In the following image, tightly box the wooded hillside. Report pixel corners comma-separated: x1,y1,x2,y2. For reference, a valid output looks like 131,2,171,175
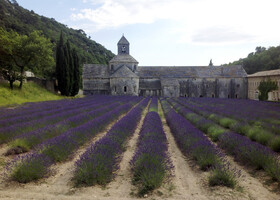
0,0,114,79
225,46,280,74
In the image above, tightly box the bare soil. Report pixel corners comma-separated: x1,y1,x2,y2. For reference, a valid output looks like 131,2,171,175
0,104,279,200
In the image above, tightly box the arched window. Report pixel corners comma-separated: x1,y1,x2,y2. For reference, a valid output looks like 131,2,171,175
114,86,116,92
124,86,127,92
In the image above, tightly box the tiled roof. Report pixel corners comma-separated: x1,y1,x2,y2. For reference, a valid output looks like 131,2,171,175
109,54,138,63
110,65,138,78
248,69,280,77
83,64,109,78
136,65,247,78
117,36,129,45
161,78,179,86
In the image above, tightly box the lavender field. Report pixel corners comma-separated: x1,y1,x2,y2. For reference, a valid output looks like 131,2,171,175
0,96,280,200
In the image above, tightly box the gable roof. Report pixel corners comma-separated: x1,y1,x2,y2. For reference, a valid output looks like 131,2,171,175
83,64,109,78
110,65,139,78
161,78,179,86
109,54,138,63
117,36,129,45
248,69,280,77
136,65,247,78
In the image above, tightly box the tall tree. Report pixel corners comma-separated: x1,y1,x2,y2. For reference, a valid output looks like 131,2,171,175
56,33,80,96
71,48,80,96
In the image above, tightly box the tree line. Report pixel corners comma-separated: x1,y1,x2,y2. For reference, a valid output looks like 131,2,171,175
225,46,280,74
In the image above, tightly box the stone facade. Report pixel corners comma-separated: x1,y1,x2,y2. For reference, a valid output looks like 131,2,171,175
248,69,280,101
83,36,248,98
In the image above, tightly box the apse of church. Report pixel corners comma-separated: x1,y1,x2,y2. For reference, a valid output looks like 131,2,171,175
83,36,248,98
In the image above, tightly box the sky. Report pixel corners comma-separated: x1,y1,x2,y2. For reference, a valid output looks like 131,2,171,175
16,0,280,66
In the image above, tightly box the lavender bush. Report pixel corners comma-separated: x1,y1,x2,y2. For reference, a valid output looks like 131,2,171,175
130,111,171,195
176,98,280,152
7,97,143,182
72,98,149,186
148,97,158,112
161,100,239,188
219,132,280,182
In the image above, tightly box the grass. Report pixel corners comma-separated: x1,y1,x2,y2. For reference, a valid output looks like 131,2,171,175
0,81,66,107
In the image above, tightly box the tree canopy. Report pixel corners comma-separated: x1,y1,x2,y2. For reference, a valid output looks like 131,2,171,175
0,28,54,89
225,46,280,74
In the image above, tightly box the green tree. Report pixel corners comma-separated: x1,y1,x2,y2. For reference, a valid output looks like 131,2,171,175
56,33,80,96
258,79,278,101
0,28,54,89
13,31,55,88
0,28,20,89
71,48,80,96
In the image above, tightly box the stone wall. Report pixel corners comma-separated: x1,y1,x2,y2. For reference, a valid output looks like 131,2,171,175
26,77,57,93
178,77,247,98
248,75,280,101
110,77,139,96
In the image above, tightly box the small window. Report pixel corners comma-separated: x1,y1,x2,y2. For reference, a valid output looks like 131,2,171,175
228,94,230,98
124,86,127,92
212,94,215,98
235,94,238,98
114,86,116,92
122,46,126,53
236,84,240,88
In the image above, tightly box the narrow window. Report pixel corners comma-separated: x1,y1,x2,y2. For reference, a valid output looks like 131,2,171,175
114,86,116,92
124,86,127,92
228,94,230,98
235,94,238,98
212,94,215,98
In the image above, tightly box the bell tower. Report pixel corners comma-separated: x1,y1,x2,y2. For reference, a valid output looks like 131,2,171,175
117,35,130,55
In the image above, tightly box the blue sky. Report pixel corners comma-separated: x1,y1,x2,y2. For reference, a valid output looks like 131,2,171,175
17,0,280,66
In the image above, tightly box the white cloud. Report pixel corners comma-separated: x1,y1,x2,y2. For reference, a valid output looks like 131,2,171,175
71,0,280,44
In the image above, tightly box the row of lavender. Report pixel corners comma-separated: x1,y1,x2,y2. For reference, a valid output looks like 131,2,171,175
0,96,124,144
187,97,280,135
9,101,121,153
0,96,99,125
176,98,280,152
167,98,280,183
7,97,142,183
130,97,171,195
161,99,239,187
72,97,150,186
188,97,280,122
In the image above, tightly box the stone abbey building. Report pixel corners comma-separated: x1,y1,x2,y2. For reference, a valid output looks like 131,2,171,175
83,36,248,98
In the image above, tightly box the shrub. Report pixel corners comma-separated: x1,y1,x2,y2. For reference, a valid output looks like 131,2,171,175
207,126,225,142
9,153,52,183
269,136,280,152
209,164,238,188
